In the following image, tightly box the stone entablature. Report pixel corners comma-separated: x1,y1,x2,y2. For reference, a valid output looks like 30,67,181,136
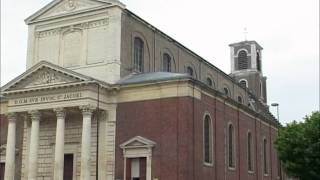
1,61,118,180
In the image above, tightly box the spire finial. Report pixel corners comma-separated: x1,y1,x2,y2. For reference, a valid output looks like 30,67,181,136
243,27,248,41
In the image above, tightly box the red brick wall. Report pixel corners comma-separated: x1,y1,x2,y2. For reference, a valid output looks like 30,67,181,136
0,115,8,146
115,94,279,180
115,97,195,180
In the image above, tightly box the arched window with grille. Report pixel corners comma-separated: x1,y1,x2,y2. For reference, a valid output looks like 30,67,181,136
186,66,194,77
203,115,213,164
162,53,172,72
206,77,213,87
239,79,248,88
263,138,268,175
238,50,248,70
223,87,230,97
228,123,235,168
247,132,253,172
134,37,144,72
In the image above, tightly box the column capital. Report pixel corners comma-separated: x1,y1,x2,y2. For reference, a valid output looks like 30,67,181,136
29,110,41,121
80,105,95,116
54,108,66,119
6,112,17,123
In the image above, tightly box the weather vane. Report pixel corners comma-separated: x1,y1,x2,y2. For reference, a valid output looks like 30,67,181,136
243,27,248,41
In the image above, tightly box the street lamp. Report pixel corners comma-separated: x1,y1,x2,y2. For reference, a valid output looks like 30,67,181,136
271,102,282,179
271,103,280,122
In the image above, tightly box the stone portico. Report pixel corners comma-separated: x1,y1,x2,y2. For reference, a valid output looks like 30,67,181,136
2,61,117,180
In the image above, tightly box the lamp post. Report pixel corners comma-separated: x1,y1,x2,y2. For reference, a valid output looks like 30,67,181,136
271,103,280,122
271,102,282,179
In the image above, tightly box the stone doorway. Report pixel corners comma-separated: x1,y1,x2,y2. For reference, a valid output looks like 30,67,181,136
126,157,146,180
63,154,74,180
0,163,5,180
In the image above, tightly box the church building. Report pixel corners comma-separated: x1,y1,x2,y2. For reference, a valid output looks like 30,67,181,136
0,0,284,180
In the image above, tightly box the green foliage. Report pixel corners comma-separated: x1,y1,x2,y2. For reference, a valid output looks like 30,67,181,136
275,111,320,180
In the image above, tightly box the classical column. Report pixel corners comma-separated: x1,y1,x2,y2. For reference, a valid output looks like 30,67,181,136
53,108,66,180
80,106,94,180
27,110,41,180
4,113,17,180
146,155,152,180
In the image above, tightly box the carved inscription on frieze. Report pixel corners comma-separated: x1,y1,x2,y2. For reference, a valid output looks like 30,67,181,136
12,92,83,106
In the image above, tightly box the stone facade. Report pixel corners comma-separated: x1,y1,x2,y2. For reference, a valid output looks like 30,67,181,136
0,0,285,180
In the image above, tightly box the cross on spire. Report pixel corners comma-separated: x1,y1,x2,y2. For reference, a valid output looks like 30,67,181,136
243,28,248,41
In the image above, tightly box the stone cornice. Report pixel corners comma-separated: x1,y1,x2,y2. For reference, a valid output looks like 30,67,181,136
25,0,125,25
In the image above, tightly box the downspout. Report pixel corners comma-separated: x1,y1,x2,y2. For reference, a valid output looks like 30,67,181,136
269,122,273,179
254,114,258,180
214,96,217,180
153,29,156,72
176,80,181,180
192,83,196,180
237,107,240,180
223,98,227,180
95,83,100,180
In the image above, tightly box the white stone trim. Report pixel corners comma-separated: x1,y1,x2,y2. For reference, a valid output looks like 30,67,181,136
235,48,250,57
120,136,156,180
230,46,235,72
239,79,248,88
260,80,263,99
251,44,257,69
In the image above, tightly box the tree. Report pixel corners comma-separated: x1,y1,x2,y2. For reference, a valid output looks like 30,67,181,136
275,111,320,180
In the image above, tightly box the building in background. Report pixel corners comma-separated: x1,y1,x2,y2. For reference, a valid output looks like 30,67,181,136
0,0,285,180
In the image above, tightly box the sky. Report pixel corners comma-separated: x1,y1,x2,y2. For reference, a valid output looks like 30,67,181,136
1,0,319,124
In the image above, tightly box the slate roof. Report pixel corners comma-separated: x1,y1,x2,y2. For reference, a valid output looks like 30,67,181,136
116,72,190,85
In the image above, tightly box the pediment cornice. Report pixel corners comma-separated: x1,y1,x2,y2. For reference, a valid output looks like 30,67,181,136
120,136,156,149
25,0,125,24
1,61,108,94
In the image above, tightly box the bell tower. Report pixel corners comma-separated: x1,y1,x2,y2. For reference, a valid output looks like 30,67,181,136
229,40,267,104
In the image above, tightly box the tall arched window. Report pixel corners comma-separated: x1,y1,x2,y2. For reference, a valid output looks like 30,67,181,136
134,37,144,72
263,138,268,175
239,80,248,88
228,123,235,168
162,53,172,72
260,82,263,98
204,115,213,164
223,87,230,97
206,77,213,87
247,132,253,172
186,66,194,77
257,52,261,71
238,50,248,70
237,96,243,104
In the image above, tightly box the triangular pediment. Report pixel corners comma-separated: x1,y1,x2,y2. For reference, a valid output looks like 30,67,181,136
120,136,156,149
1,61,93,92
25,0,125,24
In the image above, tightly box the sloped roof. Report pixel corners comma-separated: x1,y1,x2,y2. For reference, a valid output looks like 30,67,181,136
116,72,190,85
